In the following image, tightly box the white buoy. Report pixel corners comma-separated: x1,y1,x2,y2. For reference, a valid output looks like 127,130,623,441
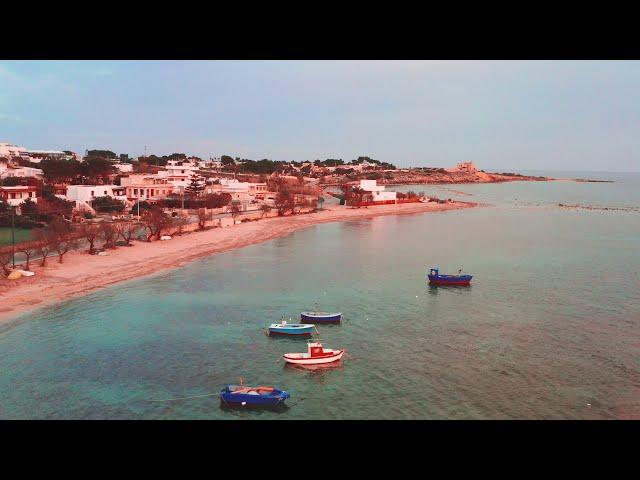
242,402,247,406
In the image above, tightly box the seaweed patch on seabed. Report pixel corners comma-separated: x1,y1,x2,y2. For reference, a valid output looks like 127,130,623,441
558,203,640,213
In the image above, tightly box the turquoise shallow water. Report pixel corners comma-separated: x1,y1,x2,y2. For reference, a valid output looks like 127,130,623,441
1,172,639,419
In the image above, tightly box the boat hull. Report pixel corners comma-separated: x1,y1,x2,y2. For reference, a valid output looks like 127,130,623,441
300,312,342,323
220,387,290,407
283,350,344,365
427,275,472,286
269,327,314,337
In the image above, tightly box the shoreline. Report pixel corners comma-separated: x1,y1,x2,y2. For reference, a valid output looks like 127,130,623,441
0,201,477,326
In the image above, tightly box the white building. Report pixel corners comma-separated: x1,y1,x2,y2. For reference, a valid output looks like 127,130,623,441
113,163,133,173
26,150,68,163
0,186,38,207
0,164,44,180
0,142,29,159
163,159,200,176
65,185,128,203
358,179,396,202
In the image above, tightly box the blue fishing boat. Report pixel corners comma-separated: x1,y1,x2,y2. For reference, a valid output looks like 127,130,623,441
268,320,315,337
427,267,473,286
300,311,342,323
220,384,290,407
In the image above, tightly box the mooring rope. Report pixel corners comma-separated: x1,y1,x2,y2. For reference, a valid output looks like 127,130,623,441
150,392,221,402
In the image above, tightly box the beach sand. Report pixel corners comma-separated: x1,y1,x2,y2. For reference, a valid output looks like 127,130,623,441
0,201,476,325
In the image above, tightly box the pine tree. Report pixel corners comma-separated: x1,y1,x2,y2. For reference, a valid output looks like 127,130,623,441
185,174,205,197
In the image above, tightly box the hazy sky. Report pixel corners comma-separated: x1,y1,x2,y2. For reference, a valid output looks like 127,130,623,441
1,60,638,172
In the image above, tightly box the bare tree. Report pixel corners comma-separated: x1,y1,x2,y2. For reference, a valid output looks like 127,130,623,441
79,223,101,254
0,246,13,275
197,208,207,230
33,229,54,267
274,191,293,216
260,204,272,218
142,206,172,241
350,187,366,207
16,240,40,270
53,235,78,263
116,221,139,245
100,222,117,249
230,201,242,220
339,183,353,206
170,216,189,236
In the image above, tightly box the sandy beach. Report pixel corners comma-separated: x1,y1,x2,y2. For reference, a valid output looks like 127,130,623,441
0,201,476,325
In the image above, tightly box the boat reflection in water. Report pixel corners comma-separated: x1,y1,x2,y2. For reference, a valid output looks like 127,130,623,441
284,359,344,372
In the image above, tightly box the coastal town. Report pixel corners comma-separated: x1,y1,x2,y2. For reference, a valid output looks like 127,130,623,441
0,140,552,321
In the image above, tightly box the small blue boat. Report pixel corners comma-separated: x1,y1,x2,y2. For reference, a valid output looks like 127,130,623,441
300,311,342,323
427,267,473,286
268,320,315,337
220,384,290,407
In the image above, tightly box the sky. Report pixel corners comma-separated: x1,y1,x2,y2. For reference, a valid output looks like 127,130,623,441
0,60,638,172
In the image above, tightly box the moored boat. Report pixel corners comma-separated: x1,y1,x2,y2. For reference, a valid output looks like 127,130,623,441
283,342,344,365
268,320,315,337
300,311,342,323
220,384,290,407
427,267,473,286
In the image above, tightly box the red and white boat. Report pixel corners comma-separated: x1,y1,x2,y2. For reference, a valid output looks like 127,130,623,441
282,342,344,365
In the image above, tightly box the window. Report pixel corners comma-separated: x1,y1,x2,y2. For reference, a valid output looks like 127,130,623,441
134,189,138,195
104,191,107,195
91,191,95,197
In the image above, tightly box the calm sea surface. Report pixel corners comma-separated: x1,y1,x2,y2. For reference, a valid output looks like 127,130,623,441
1,171,639,419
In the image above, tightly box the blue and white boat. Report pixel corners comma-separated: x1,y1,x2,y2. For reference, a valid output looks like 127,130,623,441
427,267,473,286
300,311,342,323
268,320,315,337
220,384,290,407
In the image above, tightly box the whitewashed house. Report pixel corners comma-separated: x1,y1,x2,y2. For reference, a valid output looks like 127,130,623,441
0,186,38,207
358,179,396,202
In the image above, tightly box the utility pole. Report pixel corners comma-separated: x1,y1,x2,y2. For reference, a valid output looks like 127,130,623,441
11,206,16,268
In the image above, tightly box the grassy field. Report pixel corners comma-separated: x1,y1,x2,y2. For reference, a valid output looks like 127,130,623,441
0,227,33,246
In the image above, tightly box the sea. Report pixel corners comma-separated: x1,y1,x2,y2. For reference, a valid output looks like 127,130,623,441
0,171,639,419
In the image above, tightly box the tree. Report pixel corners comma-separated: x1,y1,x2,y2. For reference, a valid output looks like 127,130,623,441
169,215,189,236
229,201,242,220
92,196,125,213
130,201,153,215
19,197,38,216
87,150,117,159
184,174,205,197
100,223,117,249
203,193,231,209
141,206,171,241
16,240,40,270
39,158,82,183
81,156,116,183
0,245,13,275
338,184,353,205
260,204,271,218
350,187,366,207
45,217,77,263
197,209,208,230
79,223,101,254
274,191,293,216
33,229,54,266
116,221,140,245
